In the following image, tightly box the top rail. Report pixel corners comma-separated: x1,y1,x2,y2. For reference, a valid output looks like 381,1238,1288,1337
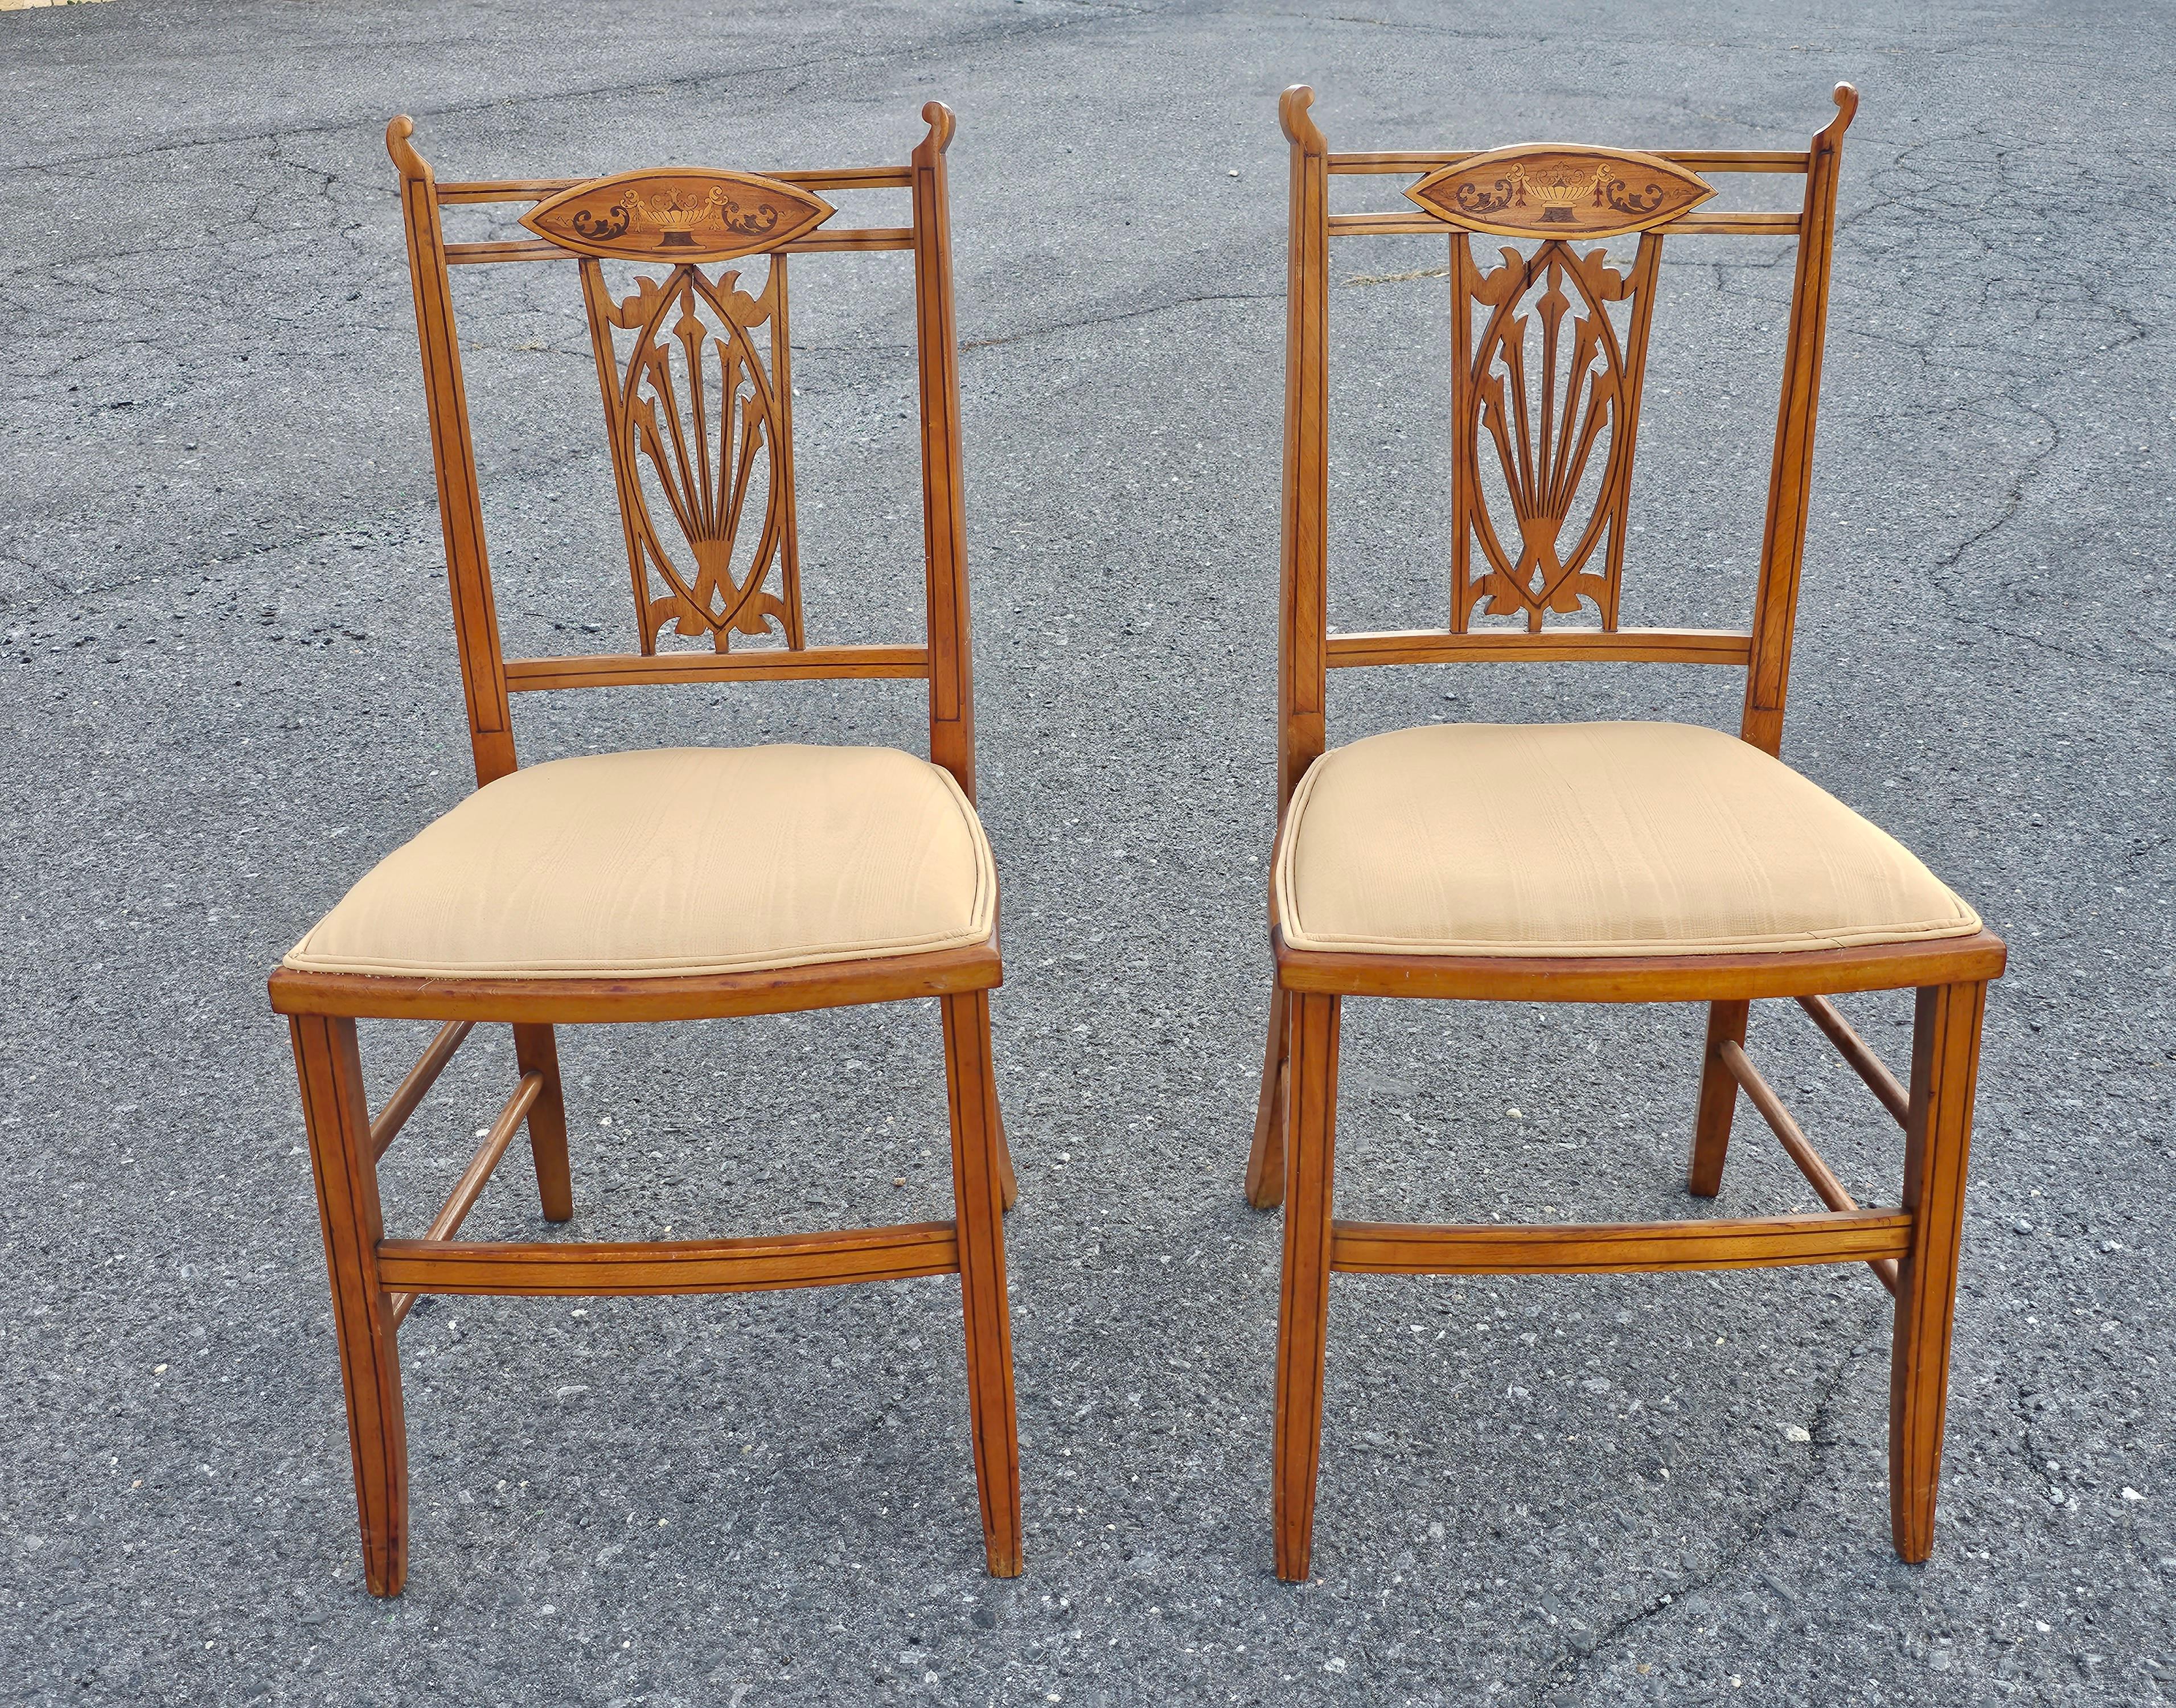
1326,210,1801,239
1327,149,1809,176
434,165,913,206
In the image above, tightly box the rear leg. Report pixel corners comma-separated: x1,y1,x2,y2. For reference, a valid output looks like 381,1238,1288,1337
1687,999,1749,1197
1246,982,1290,1209
512,1023,573,1222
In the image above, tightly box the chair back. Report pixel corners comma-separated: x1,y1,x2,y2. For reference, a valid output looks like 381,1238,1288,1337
1275,85,1857,807
386,106,978,794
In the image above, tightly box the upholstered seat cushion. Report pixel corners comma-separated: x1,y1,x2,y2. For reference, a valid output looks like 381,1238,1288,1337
1275,721,1979,959
283,745,996,979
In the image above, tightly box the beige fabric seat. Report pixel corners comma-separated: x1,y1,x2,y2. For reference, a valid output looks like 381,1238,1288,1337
1276,721,1980,959
284,745,996,979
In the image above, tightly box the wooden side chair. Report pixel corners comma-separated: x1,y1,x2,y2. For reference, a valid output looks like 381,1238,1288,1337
269,105,1023,1595
1248,85,2006,1581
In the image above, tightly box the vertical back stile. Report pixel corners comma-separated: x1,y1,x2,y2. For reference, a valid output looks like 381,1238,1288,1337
1279,88,1332,815
387,118,516,785
1742,85,1857,754
913,104,977,799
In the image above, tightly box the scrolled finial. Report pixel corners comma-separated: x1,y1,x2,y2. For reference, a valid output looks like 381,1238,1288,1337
1280,85,1325,153
1822,82,1859,140
386,114,433,182
919,100,957,156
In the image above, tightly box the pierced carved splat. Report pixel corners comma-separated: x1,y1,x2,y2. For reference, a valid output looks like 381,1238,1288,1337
1448,235,1663,632
1409,144,1712,240
581,258,805,652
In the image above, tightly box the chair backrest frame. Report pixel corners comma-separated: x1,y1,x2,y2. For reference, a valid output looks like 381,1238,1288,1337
1274,84,1856,813
385,104,979,799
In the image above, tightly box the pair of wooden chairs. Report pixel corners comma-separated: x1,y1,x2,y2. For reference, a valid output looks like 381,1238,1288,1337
272,87,2000,1597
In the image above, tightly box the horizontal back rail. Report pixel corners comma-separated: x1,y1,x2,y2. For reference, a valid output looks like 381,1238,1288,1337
503,644,930,692
434,166,914,204
444,228,915,265
1326,210,1801,238
1327,149,1810,176
1325,627,1751,668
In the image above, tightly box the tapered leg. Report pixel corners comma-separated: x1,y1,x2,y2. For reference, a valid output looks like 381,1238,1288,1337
1272,991,1340,1582
512,1023,573,1222
291,1015,409,1596
1247,982,1291,1209
1688,999,1751,1197
941,990,1023,1576
992,1108,1020,1213
1890,979,1986,1562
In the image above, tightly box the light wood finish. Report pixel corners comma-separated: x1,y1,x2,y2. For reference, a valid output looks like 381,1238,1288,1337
576,251,805,653
1326,210,1799,240
503,643,927,692
387,1070,544,1328
511,1023,574,1222
787,227,916,253
1328,149,1810,176
379,1222,962,1295
942,988,1023,1575
1405,143,1715,240
1687,999,1749,1197
1325,627,1751,668
1798,992,1911,1126
444,238,572,266
291,1016,407,1596
423,1072,544,1243
368,1019,473,1160
1891,980,1985,1561
384,108,979,776
388,116,514,786
519,167,835,262
1245,981,1290,1209
1447,220,1664,633
1664,211,1802,236
1743,86,1858,755
434,167,914,204
1718,1038,1900,1294
1272,991,1340,1582
1331,1210,1911,1275
270,941,1001,1025
1253,84,2003,1581
1274,927,2005,1004
276,105,1021,1594
444,229,915,265
912,103,978,798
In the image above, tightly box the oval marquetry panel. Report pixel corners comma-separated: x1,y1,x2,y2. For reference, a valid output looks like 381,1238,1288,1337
523,168,834,262
1407,144,1713,239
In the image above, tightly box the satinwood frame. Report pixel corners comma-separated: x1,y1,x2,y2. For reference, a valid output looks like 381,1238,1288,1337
269,104,1022,1594
1249,84,2005,1582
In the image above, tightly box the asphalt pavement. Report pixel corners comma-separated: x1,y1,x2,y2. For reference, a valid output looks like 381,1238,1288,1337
2,0,2172,1702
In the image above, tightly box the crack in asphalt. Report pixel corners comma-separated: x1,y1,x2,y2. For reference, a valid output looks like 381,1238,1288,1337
960,290,1279,350
1517,1296,1890,1705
